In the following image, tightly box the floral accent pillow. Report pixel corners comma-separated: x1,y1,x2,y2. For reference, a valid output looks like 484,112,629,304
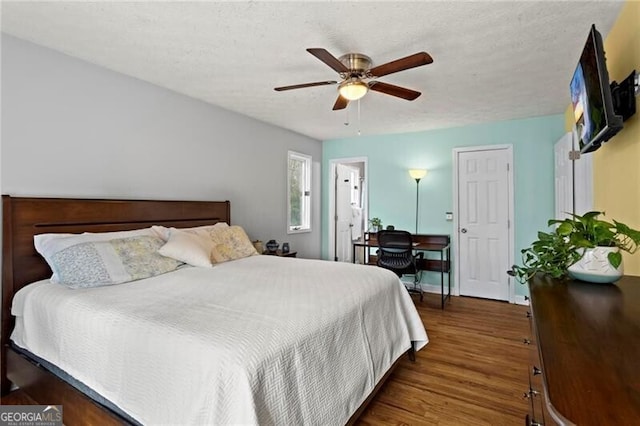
50,235,183,289
151,222,229,242
209,226,258,263
35,227,157,283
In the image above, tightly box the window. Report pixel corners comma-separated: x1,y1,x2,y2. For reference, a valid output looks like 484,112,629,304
288,151,312,233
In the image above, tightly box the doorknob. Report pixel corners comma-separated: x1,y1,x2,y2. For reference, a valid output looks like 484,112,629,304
460,228,467,233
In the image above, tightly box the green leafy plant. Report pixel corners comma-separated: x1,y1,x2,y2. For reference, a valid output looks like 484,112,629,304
508,211,640,283
368,217,382,231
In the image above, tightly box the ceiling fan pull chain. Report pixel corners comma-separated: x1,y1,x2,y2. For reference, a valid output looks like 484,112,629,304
357,100,362,136
344,105,350,126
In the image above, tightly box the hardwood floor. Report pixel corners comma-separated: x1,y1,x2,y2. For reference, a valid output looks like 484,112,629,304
357,293,530,425
2,294,531,425
1,388,37,405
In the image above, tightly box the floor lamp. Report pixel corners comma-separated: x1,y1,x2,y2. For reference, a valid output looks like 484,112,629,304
408,169,427,234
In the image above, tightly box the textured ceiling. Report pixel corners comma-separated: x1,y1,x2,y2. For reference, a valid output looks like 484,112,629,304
1,1,625,140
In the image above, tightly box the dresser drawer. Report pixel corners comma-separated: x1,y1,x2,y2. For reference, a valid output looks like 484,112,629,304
525,275,640,425
524,309,546,425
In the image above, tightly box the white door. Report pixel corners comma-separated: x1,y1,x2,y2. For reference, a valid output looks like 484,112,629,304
328,158,367,263
555,132,574,220
335,164,358,262
457,147,512,301
572,129,593,215
554,131,593,219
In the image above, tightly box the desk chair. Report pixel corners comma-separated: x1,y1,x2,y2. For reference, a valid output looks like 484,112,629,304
376,230,424,301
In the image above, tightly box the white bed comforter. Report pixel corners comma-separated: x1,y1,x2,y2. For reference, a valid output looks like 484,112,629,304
11,255,428,425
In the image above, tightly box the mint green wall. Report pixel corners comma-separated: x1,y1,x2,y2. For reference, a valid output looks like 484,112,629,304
322,114,565,297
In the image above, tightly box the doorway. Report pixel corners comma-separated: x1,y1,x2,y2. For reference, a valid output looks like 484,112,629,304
328,157,367,262
454,145,514,302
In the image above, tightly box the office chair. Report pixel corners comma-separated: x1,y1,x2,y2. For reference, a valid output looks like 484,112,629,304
376,230,424,301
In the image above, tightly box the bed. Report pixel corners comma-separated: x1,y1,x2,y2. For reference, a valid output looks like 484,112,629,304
1,195,428,425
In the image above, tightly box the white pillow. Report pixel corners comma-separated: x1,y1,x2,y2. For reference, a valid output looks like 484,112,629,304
158,229,214,267
34,228,156,282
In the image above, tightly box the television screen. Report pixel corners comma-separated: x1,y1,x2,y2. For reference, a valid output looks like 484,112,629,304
569,25,622,153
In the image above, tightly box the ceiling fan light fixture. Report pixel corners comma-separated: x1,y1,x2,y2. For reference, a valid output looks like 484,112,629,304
338,79,368,101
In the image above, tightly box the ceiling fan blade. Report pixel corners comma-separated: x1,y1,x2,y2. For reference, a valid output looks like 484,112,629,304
274,81,337,91
369,81,421,100
332,95,349,110
307,48,349,73
369,52,433,77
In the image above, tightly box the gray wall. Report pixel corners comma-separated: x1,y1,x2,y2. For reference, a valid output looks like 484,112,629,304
1,34,322,258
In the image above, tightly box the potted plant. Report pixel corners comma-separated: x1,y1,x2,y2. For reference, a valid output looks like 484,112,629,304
509,211,640,284
368,217,383,232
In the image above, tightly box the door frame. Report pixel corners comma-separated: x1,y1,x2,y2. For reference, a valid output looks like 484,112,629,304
452,145,515,302
328,156,368,262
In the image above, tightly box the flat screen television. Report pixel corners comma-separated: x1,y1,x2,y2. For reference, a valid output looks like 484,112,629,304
569,24,622,154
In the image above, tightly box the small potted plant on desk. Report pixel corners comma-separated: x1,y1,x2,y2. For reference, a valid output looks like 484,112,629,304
368,217,382,233
508,211,640,284
366,218,383,241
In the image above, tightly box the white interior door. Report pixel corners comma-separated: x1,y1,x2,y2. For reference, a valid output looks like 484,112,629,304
328,158,367,263
335,164,358,262
457,147,512,301
573,129,593,215
555,132,574,220
554,131,593,219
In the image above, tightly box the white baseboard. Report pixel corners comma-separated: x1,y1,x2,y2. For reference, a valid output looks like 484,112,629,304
402,280,529,306
402,278,528,305
401,281,449,295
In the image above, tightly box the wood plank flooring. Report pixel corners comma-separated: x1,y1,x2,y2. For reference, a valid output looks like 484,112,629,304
1,293,531,425
1,389,37,405
357,293,531,425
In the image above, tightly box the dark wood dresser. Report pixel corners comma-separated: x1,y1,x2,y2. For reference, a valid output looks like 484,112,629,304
526,274,640,425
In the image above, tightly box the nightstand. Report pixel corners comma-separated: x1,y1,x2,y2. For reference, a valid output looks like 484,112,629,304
263,250,297,258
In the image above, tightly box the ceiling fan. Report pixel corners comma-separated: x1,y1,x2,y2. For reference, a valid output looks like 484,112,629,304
274,48,433,110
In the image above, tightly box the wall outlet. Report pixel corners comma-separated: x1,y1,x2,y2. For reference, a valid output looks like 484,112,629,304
445,212,453,221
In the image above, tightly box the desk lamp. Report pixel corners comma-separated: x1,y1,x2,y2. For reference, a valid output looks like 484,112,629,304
408,169,427,234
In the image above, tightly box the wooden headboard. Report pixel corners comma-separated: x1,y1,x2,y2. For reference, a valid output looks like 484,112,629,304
1,195,230,394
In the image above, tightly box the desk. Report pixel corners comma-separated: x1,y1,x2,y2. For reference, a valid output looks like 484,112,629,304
353,233,451,308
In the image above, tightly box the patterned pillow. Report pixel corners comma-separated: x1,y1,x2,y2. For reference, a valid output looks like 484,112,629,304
209,226,259,263
49,235,183,289
151,222,229,242
35,227,157,282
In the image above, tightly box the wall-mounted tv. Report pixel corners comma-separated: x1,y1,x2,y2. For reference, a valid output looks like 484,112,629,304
570,24,623,154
